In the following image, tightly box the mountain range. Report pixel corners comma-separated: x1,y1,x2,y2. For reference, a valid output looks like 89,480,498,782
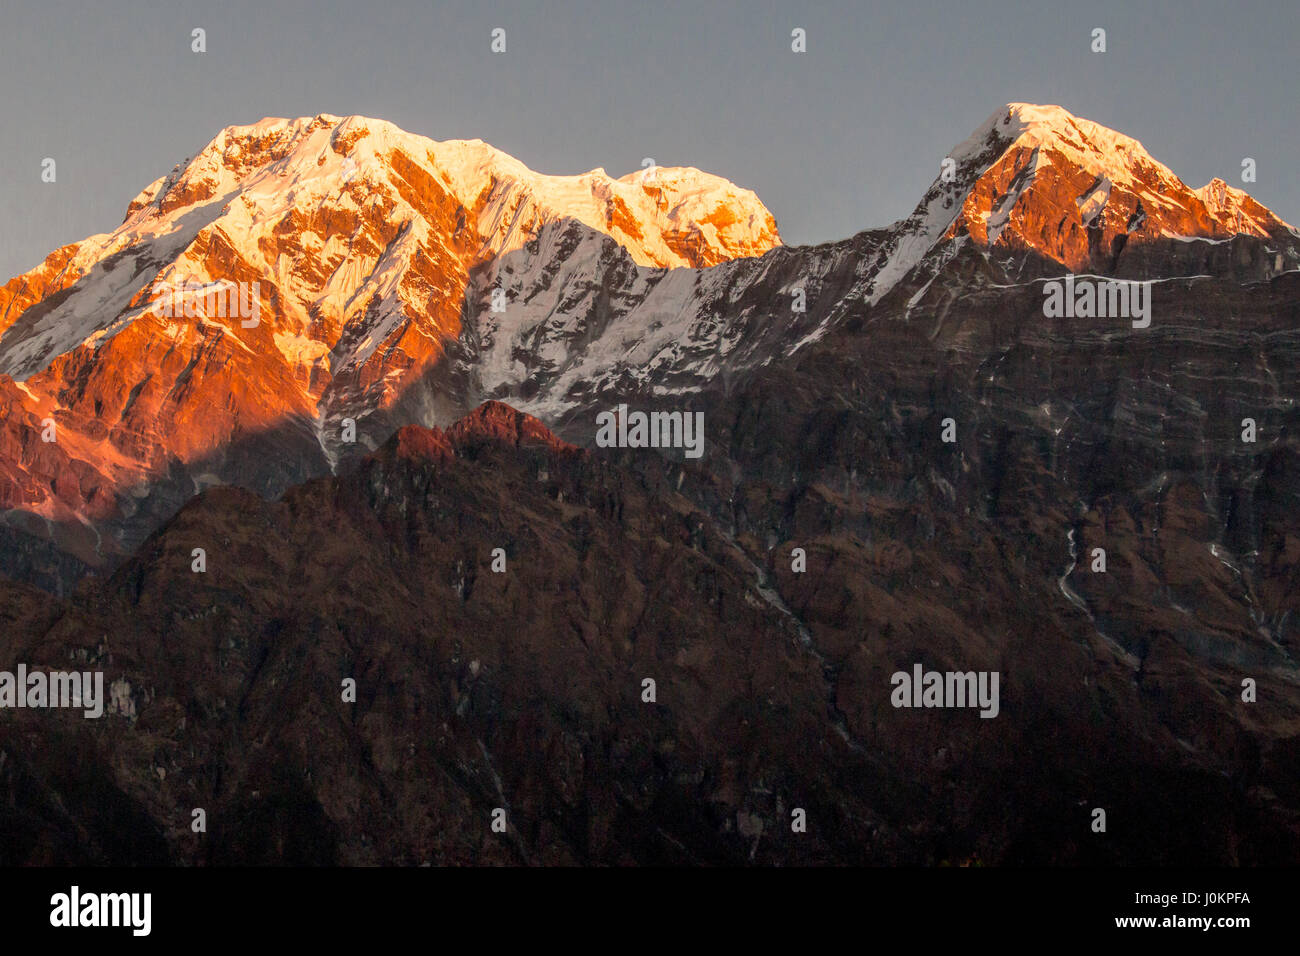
1,103,1298,865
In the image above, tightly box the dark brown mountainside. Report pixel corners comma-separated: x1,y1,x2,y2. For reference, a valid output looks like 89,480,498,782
1,401,1297,865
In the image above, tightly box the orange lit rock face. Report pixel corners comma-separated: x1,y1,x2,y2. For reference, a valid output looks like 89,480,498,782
382,424,454,466
945,105,1297,274
0,115,781,568
0,244,86,334
444,400,578,454
375,403,576,468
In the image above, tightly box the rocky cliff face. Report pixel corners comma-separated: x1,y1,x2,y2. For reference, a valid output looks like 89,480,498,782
664,257,1300,864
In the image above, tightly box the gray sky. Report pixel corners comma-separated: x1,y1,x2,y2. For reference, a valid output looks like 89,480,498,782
2,0,1297,279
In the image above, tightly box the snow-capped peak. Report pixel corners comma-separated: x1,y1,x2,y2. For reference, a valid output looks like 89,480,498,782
957,103,1296,245
853,102,1298,305
121,114,781,270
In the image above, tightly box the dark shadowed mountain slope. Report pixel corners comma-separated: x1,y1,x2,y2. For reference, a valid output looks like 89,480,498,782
1,402,1298,865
